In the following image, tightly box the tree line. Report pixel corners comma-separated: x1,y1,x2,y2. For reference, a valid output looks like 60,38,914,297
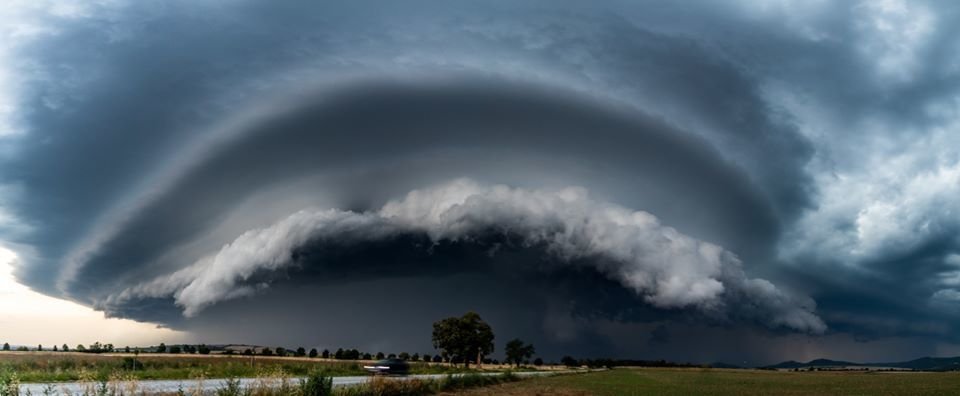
1,311,587,368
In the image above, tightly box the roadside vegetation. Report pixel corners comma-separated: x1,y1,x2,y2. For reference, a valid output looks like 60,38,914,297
0,353,364,383
1,369,533,396
334,372,523,396
0,352,510,383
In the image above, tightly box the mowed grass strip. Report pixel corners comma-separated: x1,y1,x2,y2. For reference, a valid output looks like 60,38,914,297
447,368,960,396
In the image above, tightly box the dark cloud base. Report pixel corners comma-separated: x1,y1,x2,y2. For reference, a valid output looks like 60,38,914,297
105,232,787,360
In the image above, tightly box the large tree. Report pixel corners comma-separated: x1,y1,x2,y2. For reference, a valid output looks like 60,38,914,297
504,339,535,367
431,311,495,368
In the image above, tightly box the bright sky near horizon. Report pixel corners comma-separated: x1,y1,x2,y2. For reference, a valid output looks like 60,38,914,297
0,247,186,347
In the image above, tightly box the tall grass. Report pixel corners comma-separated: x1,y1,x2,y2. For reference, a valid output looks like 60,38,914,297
204,371,524,396
332,372,523,396
0,354,364,382
435,371,520,392
1,371,20,396
4,368,531,395
334,376,435,396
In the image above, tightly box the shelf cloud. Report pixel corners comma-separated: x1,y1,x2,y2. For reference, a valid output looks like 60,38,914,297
107,179,825,333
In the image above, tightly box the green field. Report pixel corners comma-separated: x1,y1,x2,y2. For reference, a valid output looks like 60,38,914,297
452,367,960,395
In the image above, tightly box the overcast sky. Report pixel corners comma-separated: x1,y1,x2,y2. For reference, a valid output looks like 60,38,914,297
1,0,959,365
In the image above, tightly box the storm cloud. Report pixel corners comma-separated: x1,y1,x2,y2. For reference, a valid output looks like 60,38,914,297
105,180,824,333
1,0,960,363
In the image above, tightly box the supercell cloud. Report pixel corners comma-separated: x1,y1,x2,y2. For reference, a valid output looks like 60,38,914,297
0,0,959,363
110,180,824,333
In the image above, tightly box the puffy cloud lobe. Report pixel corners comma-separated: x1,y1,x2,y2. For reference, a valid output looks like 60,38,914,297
111,180,825,333
783,134,960,264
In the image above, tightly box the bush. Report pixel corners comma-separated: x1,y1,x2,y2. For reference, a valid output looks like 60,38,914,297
215,378,243,396
121,357,143,371
1,371,21,396
300,370,333,396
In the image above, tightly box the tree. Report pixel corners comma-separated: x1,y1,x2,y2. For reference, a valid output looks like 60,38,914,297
534,358,543,366
124,346,131,353
504,339,535,367
76,344,86,352
362,353,372,360
334,348,344,359
243,349,253,356
561,356,578,367
321,349,330,359
296,347,306,357
375,352,385,360
169,345,182,354
411,353,420,362
2,343,9,351
37,344,42,351
432,355,442,363
53,345,58,352
275,347,287,357
422,353,432,362
309,348,318,358
157,343,166,353
432,311,495,368
347,349,361,360
198,345,211,355
261,348,273,356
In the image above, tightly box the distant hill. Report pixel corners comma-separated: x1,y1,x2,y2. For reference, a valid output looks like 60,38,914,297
766,359,856,369
874,356,960,371
765,356,960,371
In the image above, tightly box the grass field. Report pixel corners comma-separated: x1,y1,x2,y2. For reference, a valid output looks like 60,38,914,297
0,352,487,382
448,367,960,395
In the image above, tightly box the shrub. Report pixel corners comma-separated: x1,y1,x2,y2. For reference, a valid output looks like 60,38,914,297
300,370,333,396
215,378,243,396
0,371,21,396
121,357,143,371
